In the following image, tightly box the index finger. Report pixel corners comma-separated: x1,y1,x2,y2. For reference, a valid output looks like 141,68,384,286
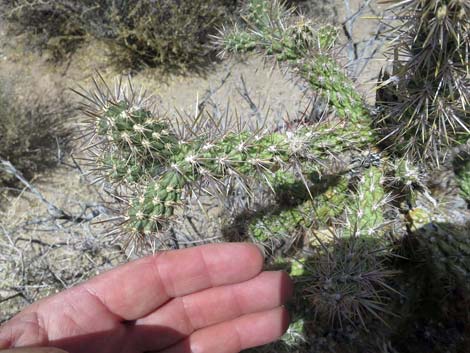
81,243,264,320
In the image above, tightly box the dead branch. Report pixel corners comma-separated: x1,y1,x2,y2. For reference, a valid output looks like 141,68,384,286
0,159,102,223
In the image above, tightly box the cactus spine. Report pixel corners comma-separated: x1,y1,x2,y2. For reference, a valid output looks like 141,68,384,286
376,0,470,163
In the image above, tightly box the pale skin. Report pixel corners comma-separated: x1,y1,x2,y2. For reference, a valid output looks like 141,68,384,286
0,243,293,353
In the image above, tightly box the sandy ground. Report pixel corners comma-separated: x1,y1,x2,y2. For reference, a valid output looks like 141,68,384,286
335,0,388,101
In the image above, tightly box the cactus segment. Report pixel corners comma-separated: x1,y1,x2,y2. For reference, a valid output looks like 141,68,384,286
346,166,388,239
169,131,291,180
90,100,180,183
248,176,349,244
303,57,367,124
125,126,344,235
302,233,397,328
127,171,186,235
375,0,470,163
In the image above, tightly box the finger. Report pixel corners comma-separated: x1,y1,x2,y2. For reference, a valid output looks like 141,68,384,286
81,243,264,320
131,271,293,352
0,349,68,353
157,307,290,353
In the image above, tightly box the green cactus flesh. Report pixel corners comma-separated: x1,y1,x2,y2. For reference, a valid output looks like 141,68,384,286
93,100,180,183
346,166,387,238
127,171,186,234
248,176,349,243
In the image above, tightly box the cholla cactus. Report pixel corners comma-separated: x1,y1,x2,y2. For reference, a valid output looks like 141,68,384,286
217,0,376,150
216,0,331,61
406,206,470,292
76,75,372,246
376,0,470,164
302,230,398,328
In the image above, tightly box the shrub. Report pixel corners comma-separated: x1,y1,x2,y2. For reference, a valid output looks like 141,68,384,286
1,0,94,60
0,75,72,186
1,0,239,69
105,0,238,69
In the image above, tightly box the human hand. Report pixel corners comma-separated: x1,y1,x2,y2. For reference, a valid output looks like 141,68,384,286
0,243,292,353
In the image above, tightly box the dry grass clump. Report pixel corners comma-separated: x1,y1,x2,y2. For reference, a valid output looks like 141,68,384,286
0,75,72,186
0,0,91,61
1,0,239,69
104,0,238,70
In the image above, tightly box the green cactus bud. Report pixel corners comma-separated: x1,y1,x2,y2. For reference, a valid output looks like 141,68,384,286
280,318,306,347
437,5,448,22
290,258,307,277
